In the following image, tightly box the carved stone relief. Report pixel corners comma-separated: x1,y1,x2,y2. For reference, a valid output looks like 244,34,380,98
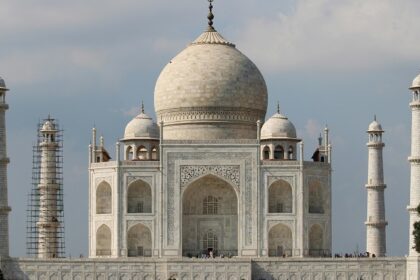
165,151,254,247
127,176,153,187
95,220,113,232
95,176,112,187
180,165,240,189
267,220,294,231
126,220,153,231
268,176,294,188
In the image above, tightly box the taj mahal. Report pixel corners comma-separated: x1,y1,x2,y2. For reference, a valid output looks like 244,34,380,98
1,1,420,279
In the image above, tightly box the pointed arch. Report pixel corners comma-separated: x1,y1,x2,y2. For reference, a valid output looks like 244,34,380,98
126,146,134,160
127,223,152,257
127,179,152,213
309,224,324,256
274,145,284,160
137,146,148,160
151,146,158,160
268,223,293,257
96,181,112,214
308,180,325,214
96,224,111,256
268,180,293,213
182,172,240,198
288,146,294,159
263,146,270,160
182,174,238,257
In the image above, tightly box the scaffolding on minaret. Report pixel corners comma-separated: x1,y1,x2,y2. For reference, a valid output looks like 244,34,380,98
26,117,65,258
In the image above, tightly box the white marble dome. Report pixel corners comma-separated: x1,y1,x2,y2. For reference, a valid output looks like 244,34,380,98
124,112,159,140
411,73,420,89
368,120,383,132
154,29,268,140
261,113,297,139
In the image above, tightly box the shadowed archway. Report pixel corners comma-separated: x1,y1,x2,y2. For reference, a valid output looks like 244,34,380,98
182,174,238,257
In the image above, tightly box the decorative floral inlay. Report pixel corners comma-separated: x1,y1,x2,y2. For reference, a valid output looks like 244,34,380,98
180,165,240,189
127,176,152,186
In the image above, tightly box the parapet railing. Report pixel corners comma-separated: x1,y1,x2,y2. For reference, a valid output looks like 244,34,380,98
182,250,238,258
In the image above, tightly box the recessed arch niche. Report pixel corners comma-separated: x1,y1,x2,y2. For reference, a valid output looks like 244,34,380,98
182,174,238,257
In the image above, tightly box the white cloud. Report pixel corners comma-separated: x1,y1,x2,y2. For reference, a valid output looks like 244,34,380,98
0,46,115,85
0,1,198,87
0,1,167,33
236,0,420,72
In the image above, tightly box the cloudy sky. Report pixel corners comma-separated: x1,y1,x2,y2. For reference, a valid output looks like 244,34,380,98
1,0,419,257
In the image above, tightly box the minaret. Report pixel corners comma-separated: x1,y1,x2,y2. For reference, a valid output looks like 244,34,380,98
0,77,11,258
36,117,61,258
365,116,387,257
408,73,420,256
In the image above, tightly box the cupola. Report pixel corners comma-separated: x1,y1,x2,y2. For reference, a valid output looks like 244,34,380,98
121,103,160,161
260,104,300,160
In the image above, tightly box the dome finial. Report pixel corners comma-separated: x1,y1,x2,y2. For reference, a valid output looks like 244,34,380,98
141,100,145,114
207,0,215,31
374,114,377,121
277,101,280,114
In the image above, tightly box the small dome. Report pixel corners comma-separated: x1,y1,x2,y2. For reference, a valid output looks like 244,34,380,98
261,113,297,139
0,76,6,89
411,73,420,89
124,112,159,140
41,120,56,131
368,120,383,132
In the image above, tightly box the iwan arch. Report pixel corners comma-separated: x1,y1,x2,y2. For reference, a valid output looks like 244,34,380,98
0,1,420,279
182,174,238,257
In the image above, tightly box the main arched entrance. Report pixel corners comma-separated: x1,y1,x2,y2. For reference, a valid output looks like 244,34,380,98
182,175,238,257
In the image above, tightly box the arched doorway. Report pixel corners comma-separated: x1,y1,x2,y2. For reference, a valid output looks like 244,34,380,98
268,180,293,213
263,146,270,160
309,224,324,256
268,224,293,257
126,146,134,160
96,224,111,256
127,180,152,213
182,175,238,257
309,180,324,214
137,146,148,160
127,224,152,257
96,182,112,214
274,145,284,159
